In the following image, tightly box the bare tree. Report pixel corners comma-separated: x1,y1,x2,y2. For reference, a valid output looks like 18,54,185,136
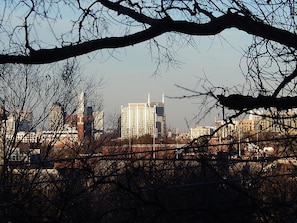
0,61,104,221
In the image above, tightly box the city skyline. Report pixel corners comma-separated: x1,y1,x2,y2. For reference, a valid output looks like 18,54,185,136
83,30,251,131
0,1,252,131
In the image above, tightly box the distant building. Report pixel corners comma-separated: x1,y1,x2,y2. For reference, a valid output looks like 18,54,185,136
190,126,214,140
93,111,104,133
214,108,297,139
235,119,254,133
249,109,297,134
149,94,166,138
121,103,155,138
6,131,37,144
77,92,87,116
41,124,78,144
49,103,65,130
8,147,28,163
77,92,86,141
84,106,94,138
6,110,33,134
66,92,95,141
120,95,166,139
176,131,190,141
214,120,235,139
215,119,254,139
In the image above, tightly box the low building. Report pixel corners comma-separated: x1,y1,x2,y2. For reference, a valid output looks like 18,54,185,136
41,124,78,145
190,126,214,140
6,131,37,143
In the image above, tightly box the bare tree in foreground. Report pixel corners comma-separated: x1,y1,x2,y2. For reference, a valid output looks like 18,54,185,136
1,1,297,222
0,62,104,222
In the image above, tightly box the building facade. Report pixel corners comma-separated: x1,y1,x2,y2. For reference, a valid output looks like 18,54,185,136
249,109,297,134
41,124,78,144
76,93,94,141
48,93,96,142
190,126,214,140
49,103,65,130
121,95,166,139
93,111,104,133
6,110,33,135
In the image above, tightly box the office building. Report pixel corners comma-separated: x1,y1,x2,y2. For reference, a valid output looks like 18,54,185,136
93,111,104,133
121,95,166,138
49,103,65,130
76,92,94,141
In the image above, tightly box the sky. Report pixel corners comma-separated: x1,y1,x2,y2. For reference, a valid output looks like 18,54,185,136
83,30,252,132
0,2,252,132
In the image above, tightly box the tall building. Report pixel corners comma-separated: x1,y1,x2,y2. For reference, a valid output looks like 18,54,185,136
49,103,65,130
77,92,86,141
93,111,104,132
121,95,166,138
84,106,94,137
76,92,94,141
48,93,99,142
77,92,86,116
149,94,166,138
6,110,33,134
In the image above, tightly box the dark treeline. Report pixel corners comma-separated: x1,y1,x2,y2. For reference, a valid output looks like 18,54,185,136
1,155,296,223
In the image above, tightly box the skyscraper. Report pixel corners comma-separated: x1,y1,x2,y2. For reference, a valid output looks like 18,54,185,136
149,94,166,138
93,111,104,132
120,95,166,139
77,92,86,141
76,92,94,141
49,103,65,130
77,92,86,116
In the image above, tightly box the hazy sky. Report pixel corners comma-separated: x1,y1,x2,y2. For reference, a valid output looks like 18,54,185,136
84,29,252,131
0,2,252,132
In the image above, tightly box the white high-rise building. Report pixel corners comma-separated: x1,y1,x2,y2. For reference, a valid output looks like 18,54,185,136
77,92,86,116
120,95,166,139
93,111,104,132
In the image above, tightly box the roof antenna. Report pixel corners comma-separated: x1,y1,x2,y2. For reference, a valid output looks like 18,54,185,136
148,93,150,105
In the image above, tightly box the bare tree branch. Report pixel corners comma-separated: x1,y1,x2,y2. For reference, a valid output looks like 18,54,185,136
218,94,297,110
1,10,297,64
